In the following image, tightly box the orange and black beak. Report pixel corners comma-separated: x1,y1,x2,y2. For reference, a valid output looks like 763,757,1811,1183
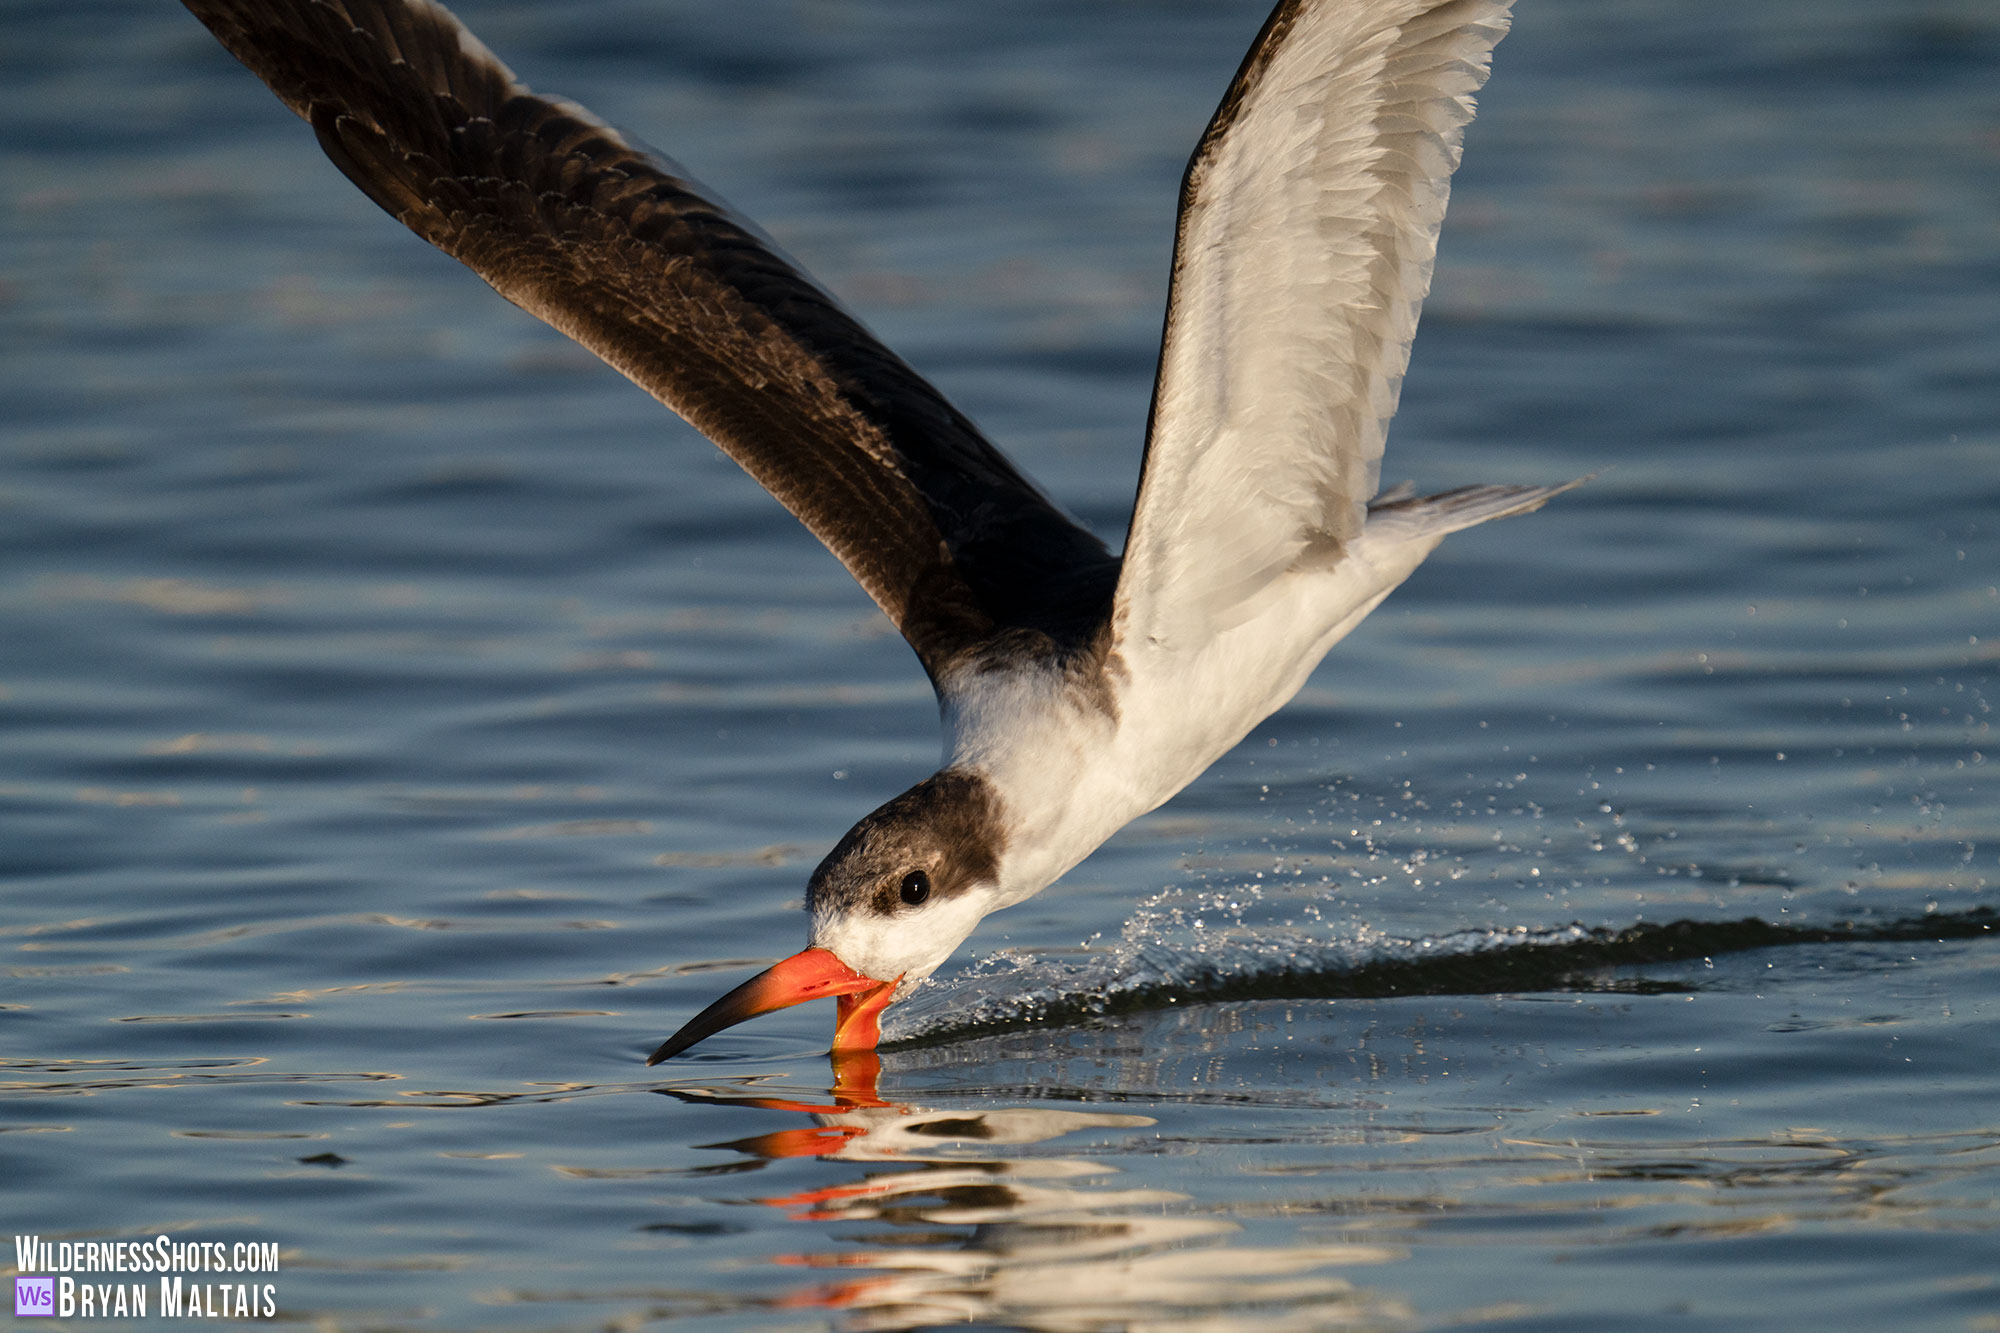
646,947,901,1064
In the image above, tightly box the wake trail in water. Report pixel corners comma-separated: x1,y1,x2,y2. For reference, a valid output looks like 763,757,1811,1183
887,902,1996,1046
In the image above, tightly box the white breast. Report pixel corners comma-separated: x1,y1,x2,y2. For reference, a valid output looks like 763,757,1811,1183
942,517,1446,910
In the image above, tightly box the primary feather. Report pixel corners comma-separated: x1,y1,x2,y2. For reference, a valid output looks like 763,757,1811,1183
1120,0,1514,650
180,0,1117,681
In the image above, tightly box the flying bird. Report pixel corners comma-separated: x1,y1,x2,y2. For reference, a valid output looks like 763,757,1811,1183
180,0,1573,1062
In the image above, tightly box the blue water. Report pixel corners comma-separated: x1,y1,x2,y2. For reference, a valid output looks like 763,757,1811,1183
4,0,1996,1328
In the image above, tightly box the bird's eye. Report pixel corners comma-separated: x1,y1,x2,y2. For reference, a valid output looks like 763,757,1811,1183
899,870,931,906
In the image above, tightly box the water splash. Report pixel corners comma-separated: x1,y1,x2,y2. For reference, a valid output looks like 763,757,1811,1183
887,882,1997,1046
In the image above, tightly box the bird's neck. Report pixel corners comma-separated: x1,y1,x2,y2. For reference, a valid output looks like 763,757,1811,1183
938,658,1147,908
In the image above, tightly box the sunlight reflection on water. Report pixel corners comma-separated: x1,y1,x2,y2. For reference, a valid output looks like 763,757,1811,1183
2,0,1996,1328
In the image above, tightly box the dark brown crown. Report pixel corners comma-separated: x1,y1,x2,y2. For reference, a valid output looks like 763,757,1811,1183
806,770,1005,918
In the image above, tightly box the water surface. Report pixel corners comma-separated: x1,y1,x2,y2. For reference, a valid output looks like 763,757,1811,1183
3,0,1996,1328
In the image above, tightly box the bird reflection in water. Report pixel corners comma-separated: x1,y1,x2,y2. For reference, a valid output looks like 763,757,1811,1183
662,1053,1407,1330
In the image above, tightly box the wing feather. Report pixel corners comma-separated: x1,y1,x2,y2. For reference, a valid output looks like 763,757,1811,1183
182,0,1117,679
1117,0,1513,649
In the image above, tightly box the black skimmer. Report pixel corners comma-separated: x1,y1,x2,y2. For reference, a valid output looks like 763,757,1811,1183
181,0,1577,1063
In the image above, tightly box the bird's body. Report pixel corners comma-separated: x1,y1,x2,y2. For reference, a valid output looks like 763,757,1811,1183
940,497,1484,911
179,0,1577,1060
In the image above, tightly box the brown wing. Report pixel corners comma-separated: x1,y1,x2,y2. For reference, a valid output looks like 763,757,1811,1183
181,0,1117,679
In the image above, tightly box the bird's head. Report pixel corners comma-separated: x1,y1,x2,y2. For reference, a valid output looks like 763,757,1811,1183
647,770,1004,1063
